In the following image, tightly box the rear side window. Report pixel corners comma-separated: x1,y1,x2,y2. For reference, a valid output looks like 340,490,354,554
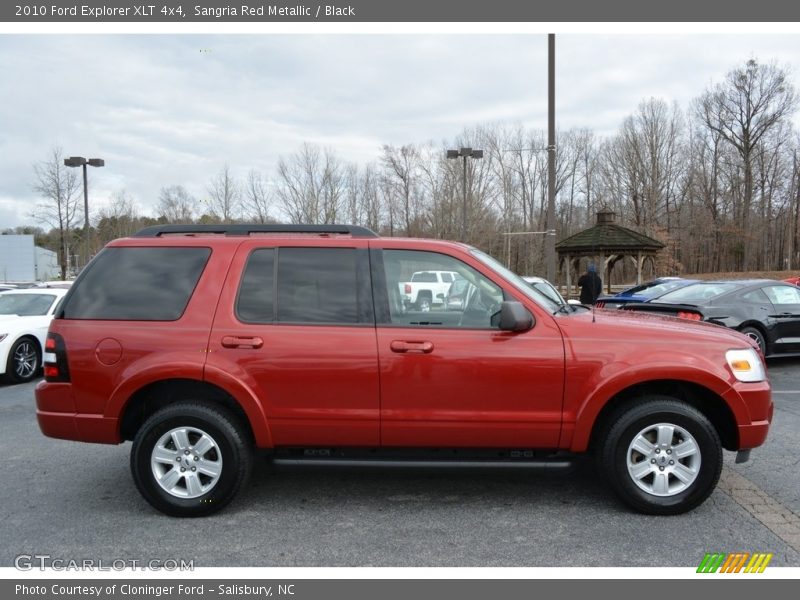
61,247,210,321
237,249,275,323
276,248,358,324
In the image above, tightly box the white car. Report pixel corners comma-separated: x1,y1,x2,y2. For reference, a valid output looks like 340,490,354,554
522,276,582,307
0,288,68,384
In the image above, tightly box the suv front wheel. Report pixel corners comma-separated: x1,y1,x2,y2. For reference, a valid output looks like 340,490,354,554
599,397,722,515
131,402,253,517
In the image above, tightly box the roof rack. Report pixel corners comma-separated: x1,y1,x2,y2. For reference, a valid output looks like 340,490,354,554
132,224,379,238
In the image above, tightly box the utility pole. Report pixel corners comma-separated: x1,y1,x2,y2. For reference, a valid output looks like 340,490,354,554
546,33,557,282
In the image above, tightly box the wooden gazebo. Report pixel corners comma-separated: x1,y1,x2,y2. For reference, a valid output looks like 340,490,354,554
556,208,665,296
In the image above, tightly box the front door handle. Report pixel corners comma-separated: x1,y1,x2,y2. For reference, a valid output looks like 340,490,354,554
390,340,434,354
221,335,264,349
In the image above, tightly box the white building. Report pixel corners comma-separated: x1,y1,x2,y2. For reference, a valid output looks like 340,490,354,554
0,235,60,282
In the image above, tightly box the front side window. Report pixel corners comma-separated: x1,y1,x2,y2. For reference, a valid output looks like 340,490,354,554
381,250,503,329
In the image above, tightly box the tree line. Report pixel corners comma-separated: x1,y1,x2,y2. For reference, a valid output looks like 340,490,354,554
14,58,800,281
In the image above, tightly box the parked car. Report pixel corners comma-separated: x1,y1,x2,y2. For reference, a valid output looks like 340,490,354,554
595,277,699,309
400,270,461,311
784,275,800,287
37,224,772,517
522,276,582,309
444,277,472,310
621,279,800,357
0,288,68,383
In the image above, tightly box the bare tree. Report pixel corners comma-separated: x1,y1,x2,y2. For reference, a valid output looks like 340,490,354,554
381,144,421,236
242,169,273,223
95,189,141,244
275,144,346,224
696,59,798,266
206,165,241,222
157,185,196,223
31,147,82,279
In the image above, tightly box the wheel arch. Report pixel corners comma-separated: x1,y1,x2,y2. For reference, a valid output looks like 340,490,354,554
586,380,739,453
119,378,259,446
736,321,769,351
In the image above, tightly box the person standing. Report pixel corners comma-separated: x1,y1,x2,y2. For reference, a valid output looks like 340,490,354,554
578,263,602,304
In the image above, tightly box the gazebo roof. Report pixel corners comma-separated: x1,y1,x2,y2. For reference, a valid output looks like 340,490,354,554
556,209,665,254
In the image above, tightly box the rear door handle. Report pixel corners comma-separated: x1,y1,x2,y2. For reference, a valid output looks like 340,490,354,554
390,340,434,354
221,335,264,349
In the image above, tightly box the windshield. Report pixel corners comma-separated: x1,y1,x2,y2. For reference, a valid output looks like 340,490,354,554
656,282,739,304
0,293,57,316
469,249,563,313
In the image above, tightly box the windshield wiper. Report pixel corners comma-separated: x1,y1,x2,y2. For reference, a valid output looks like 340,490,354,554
552,302,571,316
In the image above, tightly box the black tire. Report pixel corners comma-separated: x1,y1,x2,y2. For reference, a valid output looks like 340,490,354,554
416,294,432,312
598,397,722,515
6,336,40,384
740,326,766,355
131,402,253,517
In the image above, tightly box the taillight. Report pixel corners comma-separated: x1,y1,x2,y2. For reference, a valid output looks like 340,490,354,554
677,311,702,321
404,283,412,294
44,332,70,382
595,301,605,308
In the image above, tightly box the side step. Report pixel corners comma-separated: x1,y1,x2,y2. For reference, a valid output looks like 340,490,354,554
269,448,577,471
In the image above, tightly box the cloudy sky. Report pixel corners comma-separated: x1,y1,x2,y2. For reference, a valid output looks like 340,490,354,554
1,33,799,228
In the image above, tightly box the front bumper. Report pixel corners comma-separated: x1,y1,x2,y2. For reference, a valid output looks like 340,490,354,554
724,380,774,450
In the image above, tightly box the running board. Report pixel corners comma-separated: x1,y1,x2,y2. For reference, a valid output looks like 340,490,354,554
272,458,575,470
268,448,578,470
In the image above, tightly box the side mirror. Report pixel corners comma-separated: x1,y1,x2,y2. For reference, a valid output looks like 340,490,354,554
498,301,534,332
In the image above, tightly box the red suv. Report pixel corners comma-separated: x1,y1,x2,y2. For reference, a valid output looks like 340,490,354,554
36,224,773,517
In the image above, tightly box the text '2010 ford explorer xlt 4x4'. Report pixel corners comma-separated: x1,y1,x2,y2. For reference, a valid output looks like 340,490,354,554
36,224,773,517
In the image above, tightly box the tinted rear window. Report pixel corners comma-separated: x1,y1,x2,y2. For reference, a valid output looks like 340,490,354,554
657,282,738,304
61,247,210,320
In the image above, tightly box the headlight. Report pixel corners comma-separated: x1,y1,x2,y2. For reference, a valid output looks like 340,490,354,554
726,348,766,383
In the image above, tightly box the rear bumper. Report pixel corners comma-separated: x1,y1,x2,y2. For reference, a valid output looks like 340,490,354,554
35,380,121,444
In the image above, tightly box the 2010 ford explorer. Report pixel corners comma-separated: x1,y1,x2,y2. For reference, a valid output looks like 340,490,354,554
35,224,773,517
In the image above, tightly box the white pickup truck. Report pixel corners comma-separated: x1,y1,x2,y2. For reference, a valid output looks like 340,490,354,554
400,270,461,311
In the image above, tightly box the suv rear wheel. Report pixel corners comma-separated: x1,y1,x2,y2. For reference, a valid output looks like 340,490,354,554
131,402,252,517
598,397,722,515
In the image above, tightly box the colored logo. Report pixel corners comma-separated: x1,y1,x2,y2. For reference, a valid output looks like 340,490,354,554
697,553,773,573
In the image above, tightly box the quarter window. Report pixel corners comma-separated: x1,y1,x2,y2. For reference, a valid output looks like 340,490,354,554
762,285,800,305
61,247,210,321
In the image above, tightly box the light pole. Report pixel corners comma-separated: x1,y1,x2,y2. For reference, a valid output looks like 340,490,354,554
546,33,557,282
64,156,104,270
446,147,483,241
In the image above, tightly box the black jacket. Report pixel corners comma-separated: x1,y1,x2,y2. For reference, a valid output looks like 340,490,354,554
578,272,602,304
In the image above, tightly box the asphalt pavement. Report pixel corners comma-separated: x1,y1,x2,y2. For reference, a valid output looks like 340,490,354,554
1,361,799,568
